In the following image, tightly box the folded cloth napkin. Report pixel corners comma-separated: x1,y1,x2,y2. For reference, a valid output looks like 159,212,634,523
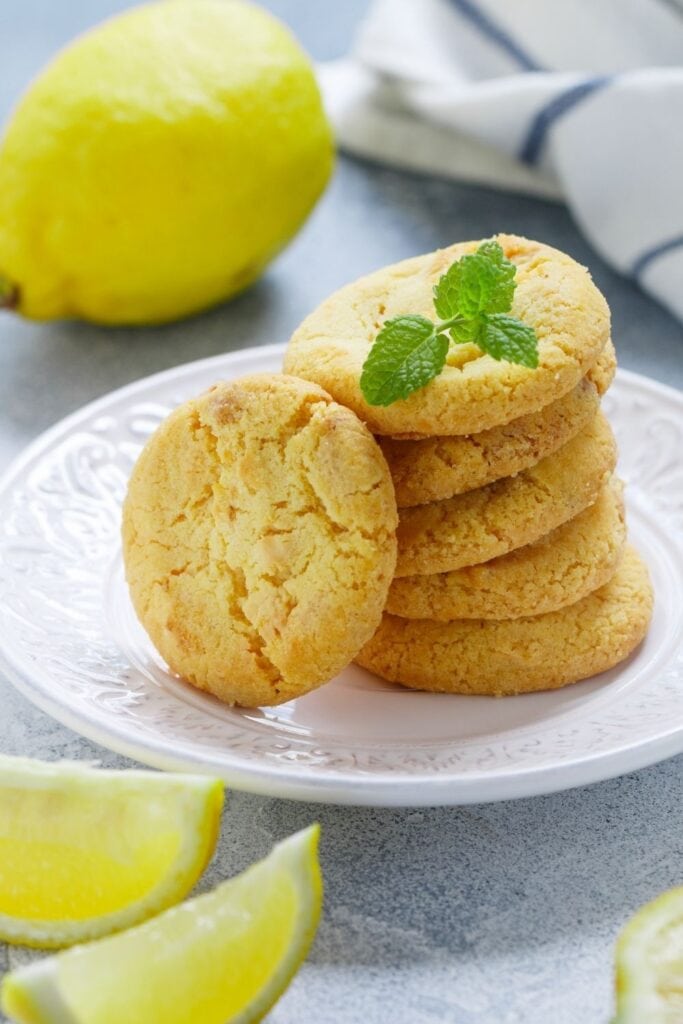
319,0,683,321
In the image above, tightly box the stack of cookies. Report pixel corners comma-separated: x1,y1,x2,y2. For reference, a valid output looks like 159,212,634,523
123,234,653,708
285,235,653,697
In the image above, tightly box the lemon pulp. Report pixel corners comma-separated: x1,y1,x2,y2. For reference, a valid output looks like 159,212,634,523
615,886,683,1023
2,824,322,1024
0,756,223,947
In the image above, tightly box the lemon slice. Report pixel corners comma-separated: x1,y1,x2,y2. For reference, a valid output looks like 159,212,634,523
0,755,223,949
2,824,322,1024
614,886,683,1022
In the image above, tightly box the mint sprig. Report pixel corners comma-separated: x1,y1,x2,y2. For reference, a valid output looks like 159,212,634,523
360,240,538,407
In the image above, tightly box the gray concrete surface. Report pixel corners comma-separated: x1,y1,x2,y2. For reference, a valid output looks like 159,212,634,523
0,3,681,1022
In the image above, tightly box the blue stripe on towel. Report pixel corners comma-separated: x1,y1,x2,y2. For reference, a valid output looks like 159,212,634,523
448,0,541,71
519,76,613,165
632,234,683,278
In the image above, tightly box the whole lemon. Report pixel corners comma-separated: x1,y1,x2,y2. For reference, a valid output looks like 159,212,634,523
0,0,333,324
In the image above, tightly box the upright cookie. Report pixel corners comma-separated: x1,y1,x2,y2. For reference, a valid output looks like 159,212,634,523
122,374,398,707
387,477,626,619
284,235,610,436
357,547,653,695
395,411,616,577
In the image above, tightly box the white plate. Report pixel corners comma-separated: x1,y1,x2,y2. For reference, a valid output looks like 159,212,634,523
0,344,681,806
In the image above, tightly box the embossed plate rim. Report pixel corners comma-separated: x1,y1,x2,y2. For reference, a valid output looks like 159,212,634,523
0,344,681,806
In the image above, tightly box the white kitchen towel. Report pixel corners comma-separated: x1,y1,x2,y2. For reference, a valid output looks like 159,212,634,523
319,0,683,322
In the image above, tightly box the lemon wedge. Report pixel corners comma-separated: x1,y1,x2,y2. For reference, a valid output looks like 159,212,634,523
1,824,322,1024
0,755,223,949
614,886,683,1022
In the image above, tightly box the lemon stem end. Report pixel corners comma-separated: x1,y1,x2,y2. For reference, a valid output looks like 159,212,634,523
0,277,19,311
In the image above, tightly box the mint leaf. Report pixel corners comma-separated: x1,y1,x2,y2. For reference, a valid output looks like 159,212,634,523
360,315,449,406
433,240,516,320
449,317,482,345
476,240,517,312
360,240,538,405
433,259,465,319
479,314,539,368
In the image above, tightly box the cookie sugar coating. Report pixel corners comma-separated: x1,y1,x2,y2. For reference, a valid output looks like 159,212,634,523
395,411,616,577
284,234,611,436
357,547,653,695
387,477,626,620
122,374,398,707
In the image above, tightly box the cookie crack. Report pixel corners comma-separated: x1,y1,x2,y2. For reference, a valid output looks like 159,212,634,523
195,413,285,689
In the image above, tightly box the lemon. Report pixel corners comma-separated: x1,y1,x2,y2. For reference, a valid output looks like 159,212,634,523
0,0,333,324
614,886,683,1022
0,755,223,949
1,824,322,1024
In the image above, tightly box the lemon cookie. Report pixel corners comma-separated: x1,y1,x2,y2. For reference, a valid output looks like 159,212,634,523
284,235,610,436
382,339,616,507
382,375,598,507
395,411,616,577
388,477,625,619
588,336,617,396
357,547,652,695
122,374,398,707
386,336,616,445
